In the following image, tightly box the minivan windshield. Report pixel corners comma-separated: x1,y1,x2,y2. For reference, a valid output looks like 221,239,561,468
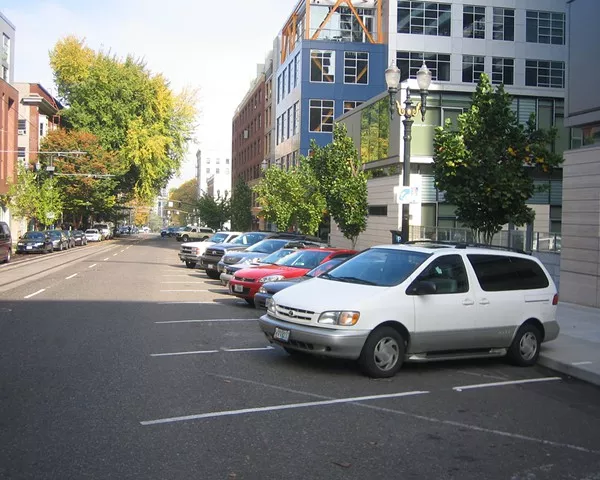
322,248,431,287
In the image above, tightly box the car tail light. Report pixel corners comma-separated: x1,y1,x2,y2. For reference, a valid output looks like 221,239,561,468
552,294,559,305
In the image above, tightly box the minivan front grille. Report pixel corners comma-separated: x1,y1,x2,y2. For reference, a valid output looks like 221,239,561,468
275,303,315,322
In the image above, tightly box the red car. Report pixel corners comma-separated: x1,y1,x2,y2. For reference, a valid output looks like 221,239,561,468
229,248,356,305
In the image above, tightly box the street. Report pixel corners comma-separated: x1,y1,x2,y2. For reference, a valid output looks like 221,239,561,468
0,236,599,480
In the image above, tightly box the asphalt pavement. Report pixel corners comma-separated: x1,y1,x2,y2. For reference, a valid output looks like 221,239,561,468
0,235,599,480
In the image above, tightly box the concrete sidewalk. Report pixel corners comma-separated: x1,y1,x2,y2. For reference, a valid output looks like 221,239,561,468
539,302,600,387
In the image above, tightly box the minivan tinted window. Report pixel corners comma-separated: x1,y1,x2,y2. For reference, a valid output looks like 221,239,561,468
467,254,549,291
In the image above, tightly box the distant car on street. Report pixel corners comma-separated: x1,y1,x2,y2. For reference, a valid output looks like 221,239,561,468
85,229,102,242
16,231,54,255
72,230,88,246
45,230,70,251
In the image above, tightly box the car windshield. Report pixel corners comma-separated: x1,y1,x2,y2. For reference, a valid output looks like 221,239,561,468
275,250,331,269
86,230,98,234
209,233,229,243
260,248,296,265
46,231,61,238
23,232,45,240
323,248,431,287
306,257,347,278
231,233,268,246
246,239,288,254
183,226,193,232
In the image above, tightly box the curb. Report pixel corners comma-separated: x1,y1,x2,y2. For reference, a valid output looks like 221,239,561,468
538,354,600,388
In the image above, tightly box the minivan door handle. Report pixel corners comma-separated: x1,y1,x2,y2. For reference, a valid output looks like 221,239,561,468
479,298,490,305
462,299,475,306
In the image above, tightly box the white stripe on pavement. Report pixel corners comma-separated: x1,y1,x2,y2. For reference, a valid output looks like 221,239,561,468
572,361,593,366
140,391,429,425
156,319,258,324
160,282,209,284
24,289,46,299
222,346,274,352
88,264,97,268
65,273,78,280
160,289,212,292
113,253,118,257
452,377,561,392
103,257,109,261
151,349,220,357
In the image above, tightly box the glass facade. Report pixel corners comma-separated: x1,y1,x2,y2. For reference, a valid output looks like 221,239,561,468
360,97,389,163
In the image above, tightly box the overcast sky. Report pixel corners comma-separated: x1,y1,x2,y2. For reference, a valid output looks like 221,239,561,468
2,0,296,187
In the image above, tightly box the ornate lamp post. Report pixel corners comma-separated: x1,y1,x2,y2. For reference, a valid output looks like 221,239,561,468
385,62,432,243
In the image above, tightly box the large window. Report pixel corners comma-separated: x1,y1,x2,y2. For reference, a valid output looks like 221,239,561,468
414,255,469,294
344,52,368,84
462,55,485,83
525,60,565,88
343,101,363,114
309,99,334,132
493,7,514,41
397,1,451,36
309,5,375,42
310,50,335,83
294,53,301,87
526,11,565,45
396,51,450,82
463,5,485,39
360,97,389,162
491,57,514,85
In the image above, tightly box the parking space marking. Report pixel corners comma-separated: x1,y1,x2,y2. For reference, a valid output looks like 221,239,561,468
120,249,125,252
103,257,109,261
156,319,258,324
24,289,46,299
157,301,219,305
160,282,209,284
88,264,97,268
151,349,220,357
162,275,196,277
140,390,429,426
222,346,274,352
160,289,212,292
113,253,118,257
452,377,561,392
572,361,593,366
65,273,78,280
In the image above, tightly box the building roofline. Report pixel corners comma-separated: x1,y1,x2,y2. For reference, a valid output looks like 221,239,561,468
0,11,16,30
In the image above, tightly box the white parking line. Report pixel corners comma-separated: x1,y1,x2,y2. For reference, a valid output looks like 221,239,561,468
160,290,212,292
103,257,109,261
88,264,97,268
572,361,593,366
151,349,219,357
120,249,125,253
113,253,118,257
157,301,219,305
160,282,208,284
452,377,561,392
162,275,196,277
24,289,46,299
140,391,429,425
156,319,258,324
65,273,78,280
222,346,274,352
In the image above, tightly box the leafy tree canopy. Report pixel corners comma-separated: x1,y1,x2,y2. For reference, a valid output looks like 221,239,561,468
432,74,563,243
169,179,198,225
307,123,368,247
231,178,253,231
49,36,197,201
197,192,231,231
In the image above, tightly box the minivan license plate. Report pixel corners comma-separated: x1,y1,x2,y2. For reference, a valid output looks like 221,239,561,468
274,328,290,342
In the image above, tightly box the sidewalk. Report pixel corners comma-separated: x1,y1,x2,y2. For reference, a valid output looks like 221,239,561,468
539,302,600,387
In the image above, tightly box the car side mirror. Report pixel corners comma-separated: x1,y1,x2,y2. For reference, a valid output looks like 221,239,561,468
407,280,437,296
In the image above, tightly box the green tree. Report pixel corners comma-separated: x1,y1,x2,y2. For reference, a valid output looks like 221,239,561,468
197,192,231,231
49,36,197,201
231,178,253,231
169,179,198,225
254,160,325,235
308,123,368,248
432,74,563,244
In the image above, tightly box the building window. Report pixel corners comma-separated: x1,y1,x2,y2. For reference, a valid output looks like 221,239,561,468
525,60,565,88
206,168,210,173
277,75,281,103
226,158,230,164
492,7,514,41
526,11,565,45
294,102,300,135
491,57,514,85
343,101,363,113
310,50,335,83
282,69,288,97
17,147,25,159
216,168,220,174
1,65,7,81
463,5,486,39
368,205,388,216
309,99,334,133
294,53,301,87
18,119,27,134
344,52,368,84
462,55,485,83
397,51,450,82
397,1,451,36
339,6,375,42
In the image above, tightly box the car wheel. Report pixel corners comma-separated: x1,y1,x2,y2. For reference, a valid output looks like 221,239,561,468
182,235,189,242
245,298,255,307
507,323,541,367
205,269,220,280
185,261,196,269
359,326,405,378
4,249,11,263
59,244,63,251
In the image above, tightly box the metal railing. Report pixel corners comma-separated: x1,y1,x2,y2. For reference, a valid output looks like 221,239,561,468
408,226,561,253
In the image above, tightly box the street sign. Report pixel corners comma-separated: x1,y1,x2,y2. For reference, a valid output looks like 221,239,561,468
396,186,420,205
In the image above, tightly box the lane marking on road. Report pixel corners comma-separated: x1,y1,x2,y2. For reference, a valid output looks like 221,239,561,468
209,374,600,456
113,253,118,257
65,273,78,280
140,391,429,426
452,377,561,392
88,264,97,268
160,289,213,292
151,349,220,357
222,346,274,352
24,289,46,299
156,319,258,324
103,257,109,261
120,249,125,253
572,361,593,366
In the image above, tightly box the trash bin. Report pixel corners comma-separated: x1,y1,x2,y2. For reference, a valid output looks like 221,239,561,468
390,230,403,244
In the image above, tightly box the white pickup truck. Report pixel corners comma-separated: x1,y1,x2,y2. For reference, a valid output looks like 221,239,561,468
178,231,242,269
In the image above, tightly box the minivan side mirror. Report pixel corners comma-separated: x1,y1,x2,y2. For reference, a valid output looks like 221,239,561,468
407,280,437,296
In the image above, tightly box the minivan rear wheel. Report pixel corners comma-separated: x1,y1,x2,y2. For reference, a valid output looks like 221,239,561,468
359,326,405,378
508,323,541,367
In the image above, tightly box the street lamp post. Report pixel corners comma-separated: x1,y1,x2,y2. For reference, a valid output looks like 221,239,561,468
385,62,432,243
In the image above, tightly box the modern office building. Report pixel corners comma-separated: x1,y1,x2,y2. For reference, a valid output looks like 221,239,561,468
560,0,600,308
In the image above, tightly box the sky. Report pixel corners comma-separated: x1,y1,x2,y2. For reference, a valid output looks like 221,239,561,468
1,0,296,187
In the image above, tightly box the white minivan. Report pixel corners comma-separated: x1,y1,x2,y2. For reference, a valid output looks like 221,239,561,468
258,243,560,378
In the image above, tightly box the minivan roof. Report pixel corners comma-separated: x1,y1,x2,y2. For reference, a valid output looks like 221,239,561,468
372,243,532,259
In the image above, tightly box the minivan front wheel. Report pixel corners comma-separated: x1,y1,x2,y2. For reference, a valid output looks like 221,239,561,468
508,324,541,367
359,326,405,378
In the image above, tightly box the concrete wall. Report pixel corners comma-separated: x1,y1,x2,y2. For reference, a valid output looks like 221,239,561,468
559,145,600,308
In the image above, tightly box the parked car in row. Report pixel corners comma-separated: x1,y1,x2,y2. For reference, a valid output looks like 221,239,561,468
0,221,12,263
16,231,54,254
229,247,356,306
221,247,303,287
178,231,241,269
85,229,102,242
45,230,70,251
176,226,214,243
72,230,88,246
258,242,560,378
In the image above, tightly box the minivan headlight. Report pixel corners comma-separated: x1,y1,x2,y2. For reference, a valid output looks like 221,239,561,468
259,274,285,283
266,298,276,315
318,311,360,326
